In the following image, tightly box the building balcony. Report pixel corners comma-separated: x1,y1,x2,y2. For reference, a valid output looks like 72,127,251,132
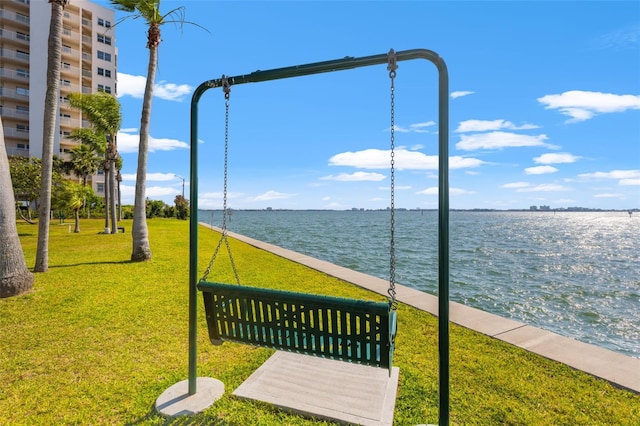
5,145,29,158
0,28,30,46
0,67,29,82
0,9,30,28
2,127,29,140
0,107,29,119
0,48,29,64
0,87,29,100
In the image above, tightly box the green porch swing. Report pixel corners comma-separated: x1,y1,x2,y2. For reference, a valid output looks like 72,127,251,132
196,53,402,371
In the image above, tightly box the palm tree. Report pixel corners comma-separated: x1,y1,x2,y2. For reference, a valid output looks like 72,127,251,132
69,143,101,187
67,92,122,233
0,117,34,298
53,180,91,233
34,0,69,272
110,0,201,261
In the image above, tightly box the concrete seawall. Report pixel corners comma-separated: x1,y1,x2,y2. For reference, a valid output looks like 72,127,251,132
204,224,640,394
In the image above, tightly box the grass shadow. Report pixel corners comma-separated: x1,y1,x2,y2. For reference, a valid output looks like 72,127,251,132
125,402,233,426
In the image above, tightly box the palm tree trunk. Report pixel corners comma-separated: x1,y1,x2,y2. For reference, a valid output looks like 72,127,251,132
109,158,118,233
131,44,157,261
35,2,64,273
0,118,34,298
74,208,80,233
104,166,110,233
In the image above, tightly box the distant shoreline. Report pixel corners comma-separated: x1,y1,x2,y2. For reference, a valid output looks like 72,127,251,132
200,208,640,213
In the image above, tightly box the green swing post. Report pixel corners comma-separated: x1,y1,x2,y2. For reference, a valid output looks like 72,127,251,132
187,49,449,424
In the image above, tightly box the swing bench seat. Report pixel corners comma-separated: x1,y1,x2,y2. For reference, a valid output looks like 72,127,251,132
198,281,396,370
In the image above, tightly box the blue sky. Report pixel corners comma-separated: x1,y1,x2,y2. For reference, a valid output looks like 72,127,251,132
98,0,639,210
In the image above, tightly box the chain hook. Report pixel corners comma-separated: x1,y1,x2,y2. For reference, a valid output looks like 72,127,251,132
221,74,231,100
387,48,398,79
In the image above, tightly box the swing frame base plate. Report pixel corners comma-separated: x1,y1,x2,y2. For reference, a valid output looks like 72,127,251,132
155,377,224,417
233,351,399,425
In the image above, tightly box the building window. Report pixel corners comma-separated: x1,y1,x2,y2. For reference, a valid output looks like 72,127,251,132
97,183,105,193
61,62,71,70
16,87,29,96
60,79,71,87
17,143,29,150
97,34,112,45
98,18,112,28
97,84,104,92
16,105,29,115
97,67,111,77
97,67,104,76
16,13,29,24
16,31,30,42
16,124,29,133
97,51,112,62
17,68,29,78
16,50,29,60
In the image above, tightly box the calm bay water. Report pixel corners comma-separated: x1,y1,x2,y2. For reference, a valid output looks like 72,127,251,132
199,210,640,359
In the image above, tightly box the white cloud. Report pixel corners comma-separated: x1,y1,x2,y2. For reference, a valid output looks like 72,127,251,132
117,129,188,153
594,193,625,198
119,172,182,182
577,170,640,187
577,170,640,180
153,81,192,101
416,187,474,195
409,121,436,133
320,172,386,182
525,165,559,175
516,184,569,192
328,148,484,170
593,25,640,50
119,184,180,203
117,72,193,101
502,182,530,189
456,131,552,151
145,185,182,197
389,121,435,134
455,119,539,133
538,90,640,123
534,152,580,164
451,91,474,99
252,190,297,201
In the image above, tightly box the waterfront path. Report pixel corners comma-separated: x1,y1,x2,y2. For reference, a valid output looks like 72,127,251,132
208,225,640,394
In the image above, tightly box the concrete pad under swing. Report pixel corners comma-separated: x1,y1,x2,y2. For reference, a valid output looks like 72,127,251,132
155,377,224,417
234,351,400,426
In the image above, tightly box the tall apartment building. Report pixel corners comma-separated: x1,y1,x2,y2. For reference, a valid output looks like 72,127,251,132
0,0,117,196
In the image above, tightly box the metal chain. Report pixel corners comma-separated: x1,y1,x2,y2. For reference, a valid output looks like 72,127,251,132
387,49,398,310
201,76,241,285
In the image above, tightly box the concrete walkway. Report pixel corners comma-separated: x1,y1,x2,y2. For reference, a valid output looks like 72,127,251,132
205,225,640,394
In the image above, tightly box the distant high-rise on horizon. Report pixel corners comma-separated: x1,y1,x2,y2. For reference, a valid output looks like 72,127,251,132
1,0,117,196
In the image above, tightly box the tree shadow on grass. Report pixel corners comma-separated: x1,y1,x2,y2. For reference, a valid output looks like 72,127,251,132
48,260,134,269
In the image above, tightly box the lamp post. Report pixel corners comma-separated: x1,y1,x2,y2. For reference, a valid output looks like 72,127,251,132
174,174,185,198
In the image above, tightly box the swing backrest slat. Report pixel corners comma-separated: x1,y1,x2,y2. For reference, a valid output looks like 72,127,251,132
198,281,395,370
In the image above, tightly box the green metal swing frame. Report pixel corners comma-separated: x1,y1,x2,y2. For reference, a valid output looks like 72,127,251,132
188,49,450,424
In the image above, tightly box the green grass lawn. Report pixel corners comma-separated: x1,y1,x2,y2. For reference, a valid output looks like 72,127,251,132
1,219,638,425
